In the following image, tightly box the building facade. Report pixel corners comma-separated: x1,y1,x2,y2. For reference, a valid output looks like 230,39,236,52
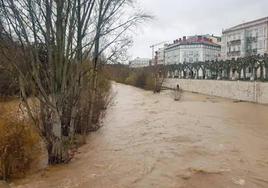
221,17,268,60
129,57,151,68
155,47,166,65
205,34,222,45
164,35,221,65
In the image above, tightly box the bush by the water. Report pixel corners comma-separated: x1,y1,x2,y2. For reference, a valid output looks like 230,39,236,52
105,65,155,90
0,103,41,180
125,71,155,90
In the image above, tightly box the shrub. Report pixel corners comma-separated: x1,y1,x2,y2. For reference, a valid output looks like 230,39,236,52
75,71,112,135
145,73,155,90
0,104,41,181
124,71,155,90
125,73,136,86
135,72,147,88
0,70,19,97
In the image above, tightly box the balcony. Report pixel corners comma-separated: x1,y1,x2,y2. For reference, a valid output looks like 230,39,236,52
227,51,241,57
246,48,257,56
227,39,241,46
246,36,257,43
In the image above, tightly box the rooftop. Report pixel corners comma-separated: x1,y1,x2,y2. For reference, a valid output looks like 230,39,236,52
223,16,268,33
166,35,221,50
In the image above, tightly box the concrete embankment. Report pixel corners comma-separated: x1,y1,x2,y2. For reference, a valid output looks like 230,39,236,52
164,78,268,104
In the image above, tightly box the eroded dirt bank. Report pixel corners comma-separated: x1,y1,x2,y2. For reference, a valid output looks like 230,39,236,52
12,83,268,188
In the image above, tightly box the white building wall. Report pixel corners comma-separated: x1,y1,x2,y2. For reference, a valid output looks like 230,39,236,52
165,45,181,64
156,48,165,65
129,58,151,68
165,43,220,64
221,17,268,60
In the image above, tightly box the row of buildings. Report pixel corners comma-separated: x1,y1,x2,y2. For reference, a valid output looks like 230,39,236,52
129,16,268,68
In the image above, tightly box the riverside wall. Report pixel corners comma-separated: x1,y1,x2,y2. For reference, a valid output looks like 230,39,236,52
164,79,268,104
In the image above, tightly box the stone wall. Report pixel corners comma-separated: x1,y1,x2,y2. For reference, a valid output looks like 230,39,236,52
164,79,268,104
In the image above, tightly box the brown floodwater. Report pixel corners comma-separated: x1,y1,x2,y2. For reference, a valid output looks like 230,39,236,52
12,83,268,188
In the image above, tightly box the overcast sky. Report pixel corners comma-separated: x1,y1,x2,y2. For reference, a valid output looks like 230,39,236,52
129,0,268,59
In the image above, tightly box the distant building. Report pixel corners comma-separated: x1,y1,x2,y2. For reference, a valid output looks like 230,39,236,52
155,47,166,65
204,34,222,45
164,35,221,65
221,17,268,60
129,57,151,68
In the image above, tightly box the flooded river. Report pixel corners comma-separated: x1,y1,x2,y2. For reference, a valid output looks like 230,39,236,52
13,83,268,188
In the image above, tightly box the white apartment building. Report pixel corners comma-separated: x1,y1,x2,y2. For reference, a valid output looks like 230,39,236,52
164,35,221,65
129,57,151,68
221,17,268,60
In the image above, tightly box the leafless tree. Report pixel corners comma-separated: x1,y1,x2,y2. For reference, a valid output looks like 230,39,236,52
0,0,150,164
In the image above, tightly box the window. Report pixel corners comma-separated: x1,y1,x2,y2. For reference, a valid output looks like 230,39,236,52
248,31,252,37
259,41,263,49
259,27,264,35
255,29,258,37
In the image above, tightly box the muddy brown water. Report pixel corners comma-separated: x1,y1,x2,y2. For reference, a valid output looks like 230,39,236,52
11,83,268,188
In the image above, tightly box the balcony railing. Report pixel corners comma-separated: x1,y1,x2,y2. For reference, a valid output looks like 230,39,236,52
227,51,241,56
246,48,257,56
246,36,257,43
227,39,241,45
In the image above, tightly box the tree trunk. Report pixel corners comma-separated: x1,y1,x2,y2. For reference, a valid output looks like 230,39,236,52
238,69,241,80
40,103,69,164
89,69,98,130
260,64,264,80
265,65,268,80
227,68,230,79
254,67,257,80
202,69,206,79
88,0,103,130
243,67,246,80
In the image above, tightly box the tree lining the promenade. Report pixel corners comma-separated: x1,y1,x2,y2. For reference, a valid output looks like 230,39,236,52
165,54,268,81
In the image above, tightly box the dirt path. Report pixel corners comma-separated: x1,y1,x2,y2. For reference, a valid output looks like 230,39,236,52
12,83,268,188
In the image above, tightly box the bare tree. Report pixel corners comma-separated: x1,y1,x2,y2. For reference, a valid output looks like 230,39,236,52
88,0,151,126
0,0,150,164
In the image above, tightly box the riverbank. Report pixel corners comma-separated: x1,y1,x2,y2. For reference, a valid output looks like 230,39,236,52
10,83,268,188
164,78,268,104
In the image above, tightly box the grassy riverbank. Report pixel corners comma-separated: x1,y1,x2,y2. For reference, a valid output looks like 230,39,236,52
105,64,155,91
